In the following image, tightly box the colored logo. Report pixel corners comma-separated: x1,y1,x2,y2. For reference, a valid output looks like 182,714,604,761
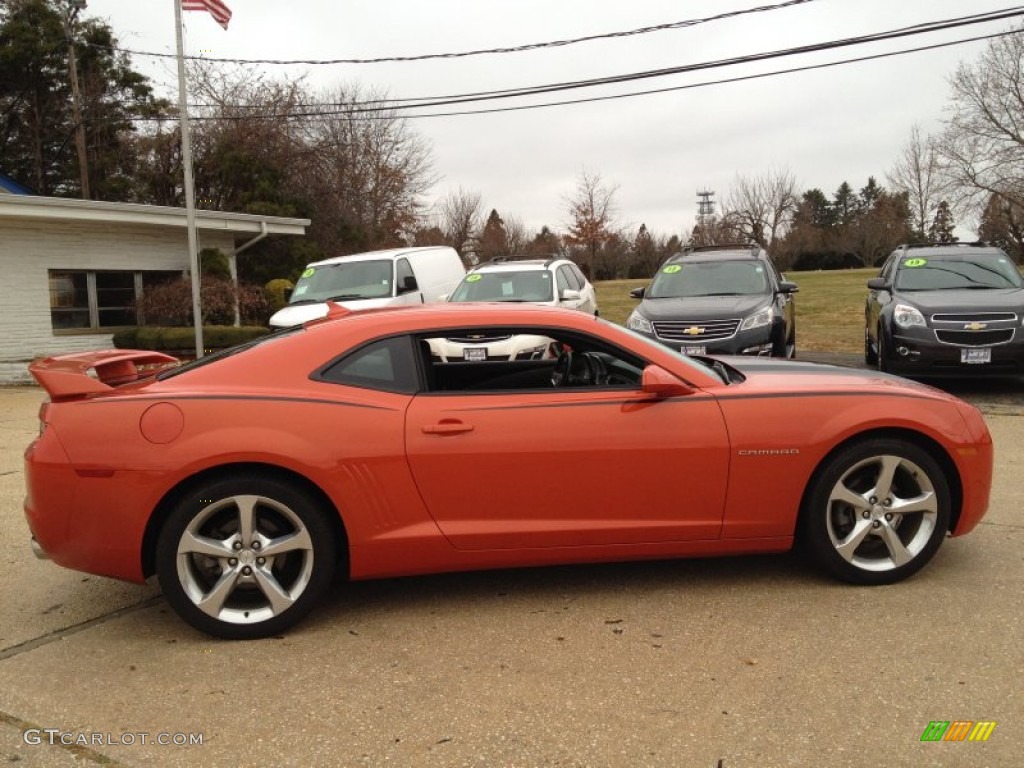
904,258,928,267
683,327,705,336
920,720,996,742
466,274,482,282
301,268,315,278
663,265,682,274
964,322,987,331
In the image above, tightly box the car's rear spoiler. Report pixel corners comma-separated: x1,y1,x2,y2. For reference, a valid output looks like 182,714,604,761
29,350,179,399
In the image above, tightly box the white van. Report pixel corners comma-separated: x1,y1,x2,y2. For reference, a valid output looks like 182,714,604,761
268,246,466,328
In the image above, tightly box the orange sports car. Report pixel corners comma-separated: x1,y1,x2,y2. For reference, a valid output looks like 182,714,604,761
24,303,992,639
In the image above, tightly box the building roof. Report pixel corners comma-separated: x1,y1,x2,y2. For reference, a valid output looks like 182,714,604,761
0,173,33,195
0,194,309,236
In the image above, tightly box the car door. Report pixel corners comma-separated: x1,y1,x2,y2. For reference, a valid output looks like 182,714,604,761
405,332,730,550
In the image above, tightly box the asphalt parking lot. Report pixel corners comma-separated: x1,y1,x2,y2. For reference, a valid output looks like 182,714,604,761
1,373,1022,768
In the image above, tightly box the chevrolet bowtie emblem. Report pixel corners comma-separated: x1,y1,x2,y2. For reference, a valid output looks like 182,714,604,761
964,322,987,331
683,326,705,335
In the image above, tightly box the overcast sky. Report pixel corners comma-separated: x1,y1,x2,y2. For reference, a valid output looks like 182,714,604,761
83,0,1021,238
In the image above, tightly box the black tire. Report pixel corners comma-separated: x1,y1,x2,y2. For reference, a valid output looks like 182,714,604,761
156,473,337,639
864,329,878,366
800,439,950,586
876,327,890,372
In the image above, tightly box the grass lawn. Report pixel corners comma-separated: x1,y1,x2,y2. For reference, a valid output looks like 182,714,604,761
595,267,877,354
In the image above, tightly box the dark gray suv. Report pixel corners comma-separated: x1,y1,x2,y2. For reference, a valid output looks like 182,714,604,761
626,245,798,358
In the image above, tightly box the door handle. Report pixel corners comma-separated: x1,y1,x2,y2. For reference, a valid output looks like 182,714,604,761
422,421,475,435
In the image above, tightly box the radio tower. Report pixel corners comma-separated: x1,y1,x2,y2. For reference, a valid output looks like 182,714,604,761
697,189,715,217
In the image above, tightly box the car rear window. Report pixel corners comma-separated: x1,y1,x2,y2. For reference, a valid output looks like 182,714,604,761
156,327,303,381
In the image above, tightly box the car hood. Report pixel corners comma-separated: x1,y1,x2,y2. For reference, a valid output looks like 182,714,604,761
269,297,397,328
713,356,962,402
895,288,1024,314
639,295,769,320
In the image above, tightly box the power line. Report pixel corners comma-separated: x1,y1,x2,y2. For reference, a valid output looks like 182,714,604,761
83,0,819,65
94,27,1020,127
180,8,1024,115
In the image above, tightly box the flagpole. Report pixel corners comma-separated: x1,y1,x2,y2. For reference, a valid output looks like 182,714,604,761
173,0,204,359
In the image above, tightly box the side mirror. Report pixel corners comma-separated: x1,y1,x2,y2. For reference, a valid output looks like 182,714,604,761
630,287,646,299
399,275,419,294
439,293,450,302
560,288,582,302
641,365,693,398
867,277,887,290
778,280,799,294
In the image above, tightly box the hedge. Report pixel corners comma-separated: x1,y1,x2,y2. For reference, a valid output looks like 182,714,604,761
113,326,272,352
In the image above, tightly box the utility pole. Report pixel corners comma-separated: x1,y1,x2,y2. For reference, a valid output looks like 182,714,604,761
63,0,90,199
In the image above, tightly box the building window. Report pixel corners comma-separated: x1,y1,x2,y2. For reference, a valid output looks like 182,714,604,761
49,270,181,332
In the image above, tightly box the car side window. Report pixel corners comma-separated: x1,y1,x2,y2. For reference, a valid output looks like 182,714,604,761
418,327,646,393
317,336,419,393
395,258,416,292
879,254,898,282
568,263,587,289
556,267,572,295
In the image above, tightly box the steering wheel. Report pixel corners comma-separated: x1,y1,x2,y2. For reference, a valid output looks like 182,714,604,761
552,351,609,387
551,350,573,387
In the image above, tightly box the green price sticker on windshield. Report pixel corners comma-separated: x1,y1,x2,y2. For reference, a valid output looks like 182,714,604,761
904,258,927,268
663,264,682,274
301,268,315,278
466,274,482,282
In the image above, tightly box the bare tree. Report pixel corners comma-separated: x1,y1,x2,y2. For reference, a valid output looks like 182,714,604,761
719,168,798,252
438,187,484,258
563,170,618,274
936,27,1024,217
887,125,943,237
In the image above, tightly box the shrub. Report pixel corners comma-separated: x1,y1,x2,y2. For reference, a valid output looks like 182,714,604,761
134,276,270,326
264,278,295,312
113,325,272,352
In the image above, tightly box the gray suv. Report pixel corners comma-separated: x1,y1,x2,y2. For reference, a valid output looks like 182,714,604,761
626,244,798,358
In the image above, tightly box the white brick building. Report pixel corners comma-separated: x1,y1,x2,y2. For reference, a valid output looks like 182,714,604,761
0,194,309,383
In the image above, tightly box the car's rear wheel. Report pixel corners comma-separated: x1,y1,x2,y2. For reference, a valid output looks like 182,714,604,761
801,440,950,585
156,474,336,639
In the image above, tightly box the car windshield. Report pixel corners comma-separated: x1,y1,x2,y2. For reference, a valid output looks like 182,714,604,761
449,270,554,302
288,260,393,303
647,260,769,298
895,254,1023,291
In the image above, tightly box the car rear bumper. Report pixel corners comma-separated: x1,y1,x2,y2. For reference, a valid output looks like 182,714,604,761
24,427,149,583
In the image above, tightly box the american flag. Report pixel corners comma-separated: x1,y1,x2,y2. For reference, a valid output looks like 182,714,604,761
181,0,232,30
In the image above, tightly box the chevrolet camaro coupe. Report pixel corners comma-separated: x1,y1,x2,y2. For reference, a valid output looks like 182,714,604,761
25,303,992,639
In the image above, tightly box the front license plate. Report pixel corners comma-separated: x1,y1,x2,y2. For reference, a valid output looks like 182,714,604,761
463,347,487,361
960,347,991,364
682,346,706,356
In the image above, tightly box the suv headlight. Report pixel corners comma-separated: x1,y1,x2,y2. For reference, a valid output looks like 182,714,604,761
740,306,773,331
893,303,926,328
627,310,653,333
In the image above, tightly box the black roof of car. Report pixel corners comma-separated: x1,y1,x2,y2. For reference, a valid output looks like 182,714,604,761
891,241,1004,260
666,244,769,263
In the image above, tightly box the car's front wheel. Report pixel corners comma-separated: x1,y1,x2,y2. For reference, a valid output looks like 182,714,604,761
801,440,950,585
864,328,878,365
156,474,337,639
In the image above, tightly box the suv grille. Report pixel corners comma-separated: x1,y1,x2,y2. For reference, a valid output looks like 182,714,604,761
654,319,740,341
935,329,1014,346
932,312,1017,322
445,334,512,344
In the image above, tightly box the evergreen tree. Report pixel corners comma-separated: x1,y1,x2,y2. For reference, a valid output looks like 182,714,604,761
477,209,509,261
0,0,166,198
927,200,957,243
